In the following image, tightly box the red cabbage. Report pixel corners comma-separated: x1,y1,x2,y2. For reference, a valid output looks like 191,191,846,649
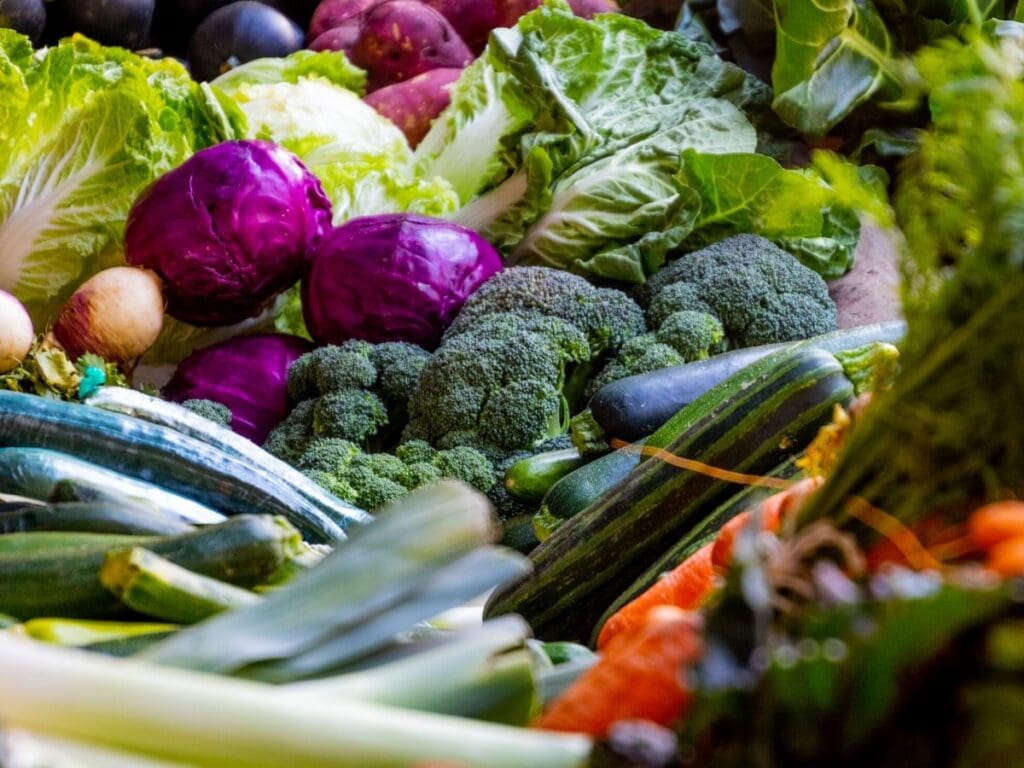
162,332,313,443
126,140,332,327
301,214,502,349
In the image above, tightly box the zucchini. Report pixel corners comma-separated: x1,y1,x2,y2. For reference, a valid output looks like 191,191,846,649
0,531,152,556
590,321,905,442
101,547,261,624
486,345,857,643
0,514,303,619
0,501,195,536
86,388,367,537
594,458,803,640
0,448,225,526
0,392,368,541
532,440,647,542
504,448,587,504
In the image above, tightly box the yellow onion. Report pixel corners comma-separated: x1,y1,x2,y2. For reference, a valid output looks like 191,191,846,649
53,267,165,367
0,290,33,373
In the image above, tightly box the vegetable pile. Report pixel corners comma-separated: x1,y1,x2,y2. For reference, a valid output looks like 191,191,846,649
2,0,1024,766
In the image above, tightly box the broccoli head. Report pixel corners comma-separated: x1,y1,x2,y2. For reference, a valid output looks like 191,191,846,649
443,267,646,356
264,340,431,460
638,235,838,348
295,438,496,512
405,312,591,452
181,399,232,427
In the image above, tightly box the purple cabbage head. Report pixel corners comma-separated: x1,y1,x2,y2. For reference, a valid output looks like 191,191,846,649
162,332,313,443
302,214,502,348
126,140,332,327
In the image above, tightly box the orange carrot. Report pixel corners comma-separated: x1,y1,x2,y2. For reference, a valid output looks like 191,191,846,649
986,536,1024,577
969,501,1024,550
711,477,824,573
535,607,702,737
597,543,715,650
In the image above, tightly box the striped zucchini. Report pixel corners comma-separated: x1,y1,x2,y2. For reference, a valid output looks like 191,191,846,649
0,448,224,526
85,388,367,534
486,345,856,643
0,501,195,537
0,391,366,542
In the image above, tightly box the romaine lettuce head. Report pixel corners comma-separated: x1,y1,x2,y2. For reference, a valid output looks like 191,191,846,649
0,32,244,325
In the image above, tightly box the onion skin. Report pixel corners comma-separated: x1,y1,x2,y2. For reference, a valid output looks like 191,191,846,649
0,290,33,373
53,267,165,367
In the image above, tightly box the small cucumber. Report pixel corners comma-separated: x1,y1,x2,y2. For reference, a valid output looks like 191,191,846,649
101,547,261,624
532,440,647,542
504,448,587,504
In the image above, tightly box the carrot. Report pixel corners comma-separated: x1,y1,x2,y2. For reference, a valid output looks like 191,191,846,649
986,536,1024,577
969,501,1024,550
535,606,702,737
711,477,824,573
596,543,715,651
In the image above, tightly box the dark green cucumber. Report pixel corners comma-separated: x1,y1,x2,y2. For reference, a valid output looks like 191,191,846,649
0,501,195,536
590,321,905,442
532,440,647,542
486,345,856,643
594,458,803,642
0,392,368,541
0,514,303,619
504,448,587,504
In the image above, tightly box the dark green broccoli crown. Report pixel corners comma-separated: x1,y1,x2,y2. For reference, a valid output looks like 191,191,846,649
435,446,496,493
639,235,838,347
444,267,646,355
394,439,438,466
368,342,431,406
407,312,590,450
312,390,389,444
181,399,232,427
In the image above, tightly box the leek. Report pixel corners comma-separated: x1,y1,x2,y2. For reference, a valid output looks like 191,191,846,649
17,618,178,647
0,730,196,768
0,634,593,768
143,483,515,674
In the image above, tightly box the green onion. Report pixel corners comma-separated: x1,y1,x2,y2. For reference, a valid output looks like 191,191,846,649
0,634,593,768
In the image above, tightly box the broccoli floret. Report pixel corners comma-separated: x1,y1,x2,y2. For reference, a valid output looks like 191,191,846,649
312,390,389,444
403,461,444,489
656,311,727,360
262,398,318,463
586,335,686,397
181,399,232,427
275,339,431,455
443,267,646,356
369,342,432,406
296,438,361,474
639,235,838,348
406,312,590,451
394,439,438,466
287,342,377,402
435,446,496,493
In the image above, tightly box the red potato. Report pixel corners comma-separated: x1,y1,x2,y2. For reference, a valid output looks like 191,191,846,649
568,0,620,15
364,67,462,146
308,0,379,39
349,1,473,92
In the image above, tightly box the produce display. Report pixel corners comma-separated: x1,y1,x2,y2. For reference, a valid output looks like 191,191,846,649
1,0,1023,766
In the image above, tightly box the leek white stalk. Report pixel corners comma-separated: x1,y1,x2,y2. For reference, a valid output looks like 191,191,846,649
0,634,593,768
0,730,196,768
0,289,33,374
